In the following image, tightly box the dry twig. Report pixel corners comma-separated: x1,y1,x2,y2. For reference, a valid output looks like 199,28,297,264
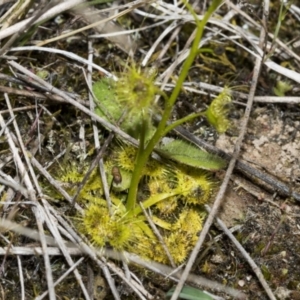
170,0,271,299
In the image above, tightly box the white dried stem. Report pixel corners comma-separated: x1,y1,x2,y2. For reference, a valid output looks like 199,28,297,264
3,94,56,299
86,43,113,214
0,0,85,40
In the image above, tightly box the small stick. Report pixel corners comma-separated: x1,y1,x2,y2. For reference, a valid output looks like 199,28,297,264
261,214,287,257
174,125,300,202
71,127,115,207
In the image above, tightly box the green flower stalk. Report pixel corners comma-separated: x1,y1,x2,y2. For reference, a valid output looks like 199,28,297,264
126,0,222,213
81,0,225,263
93,0,223,213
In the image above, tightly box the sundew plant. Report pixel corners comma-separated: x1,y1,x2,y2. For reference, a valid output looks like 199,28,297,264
56,0,230,264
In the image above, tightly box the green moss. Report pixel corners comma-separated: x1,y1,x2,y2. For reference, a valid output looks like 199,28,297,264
261,265,272,281
254,241,267,254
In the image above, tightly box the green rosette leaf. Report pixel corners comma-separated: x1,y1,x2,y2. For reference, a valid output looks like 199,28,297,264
157,140,226,170
166,285,213,300
93,77,155,139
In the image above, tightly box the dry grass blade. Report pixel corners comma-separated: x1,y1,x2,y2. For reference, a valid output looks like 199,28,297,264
0,0,87,40
170,1,270,299
2,94,57,299
71,1,137,55
51,210,147,300
0,0,57,56
7,60,138,146
10,46,115,78
35,0,147,53
163,82,300,104
39,203,91,299
140,203,176,268
0,0,34,30
86,40,113,214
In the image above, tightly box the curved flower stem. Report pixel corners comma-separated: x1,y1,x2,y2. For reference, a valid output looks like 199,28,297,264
126,0,221,214
163,111,205,136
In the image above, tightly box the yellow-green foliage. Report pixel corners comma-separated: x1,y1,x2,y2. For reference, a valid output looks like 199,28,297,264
114,64,158,115
82,200,131,250
93,65,158,139
53,144,215,264
52,1,226,266
174,168,213,205
126,208,205,264
205,86,232,133
273,80,292,97
52,70,228,264
54,64,231,264
52,162,103,202
148,179,178,215
155,196,178,215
